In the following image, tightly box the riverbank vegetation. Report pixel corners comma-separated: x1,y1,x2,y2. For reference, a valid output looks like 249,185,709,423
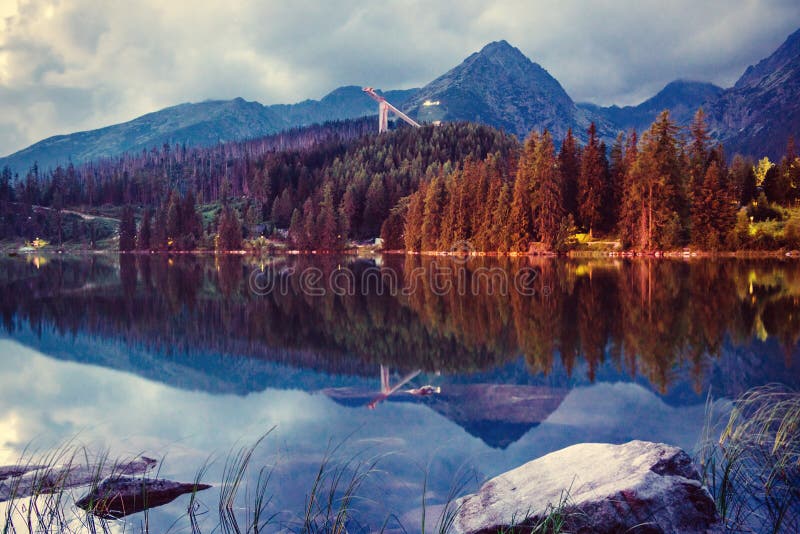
698,385,799,533
0,112,797,254
1,384,796,533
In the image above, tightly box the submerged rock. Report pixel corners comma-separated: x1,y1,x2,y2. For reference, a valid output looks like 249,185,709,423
450,440,721,534
76,476,212,519
0,457,157,501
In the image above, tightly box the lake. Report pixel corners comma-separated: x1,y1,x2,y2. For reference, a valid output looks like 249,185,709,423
0,254,798,531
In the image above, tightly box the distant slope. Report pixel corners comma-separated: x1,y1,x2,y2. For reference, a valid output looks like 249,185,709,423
0,87,417,174
4,28,800,173
403,40,596,141
705,28,800,159
579,80,724,133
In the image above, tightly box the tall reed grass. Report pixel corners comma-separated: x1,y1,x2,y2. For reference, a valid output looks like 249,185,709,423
698,384,799,533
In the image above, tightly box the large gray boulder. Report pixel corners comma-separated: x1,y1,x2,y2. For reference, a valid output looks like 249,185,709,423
450,440,721,534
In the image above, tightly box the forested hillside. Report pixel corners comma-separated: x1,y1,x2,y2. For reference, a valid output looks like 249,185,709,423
1,118,519,249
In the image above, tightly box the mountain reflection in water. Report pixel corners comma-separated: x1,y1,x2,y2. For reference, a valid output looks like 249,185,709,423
0,254,798,530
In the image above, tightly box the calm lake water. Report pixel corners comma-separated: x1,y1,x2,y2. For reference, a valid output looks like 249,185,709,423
0,254,798,531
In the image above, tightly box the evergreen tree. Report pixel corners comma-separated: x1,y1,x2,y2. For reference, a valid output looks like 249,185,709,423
628,111,686,249
608,133,627,230
317,183,340,250
492,183,513,252
216,205,243,251
119,206,136,252
763,165,791,205
179,190,202,249
0,166,13,202
688,109,711,198
403,184,426,251
691,161,737,249
729,155,757,205
381,197,409,250
271,188,294,228
152,206,168,251
166,192,181,247
532,131,564,250
363,176,387,238
578,123,608,235
302,197,317,249
508,132,537,252
137,209,152,250
421,175,446,251
288,208,304,249
558,129,580,221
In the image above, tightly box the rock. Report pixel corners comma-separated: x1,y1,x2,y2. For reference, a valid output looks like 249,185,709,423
0,464,48,482
450,440,721,534
0,457,157,501
76,476,212,519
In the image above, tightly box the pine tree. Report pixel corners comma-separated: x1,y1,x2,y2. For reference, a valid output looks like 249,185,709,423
317,183,339,250
302,197,317,249
729,155,756,205
421,175,446,251
532,131,564,250
578,123,608,236
691,161,737,249
271,188,294,228
492,183,513,252
119,206,136,252
403,184,426,251
137,209,152,250
688,109,711,198
508,132,537,252
166,192,181,248
216,205,243,251
338,186,360,240
630,112,686,249
288,208,304,249
558,129,580,221
763,165,791,205
380,197,409,250
179,190,202,249
363,176,387,238
152,206,167,251
608,133,626,230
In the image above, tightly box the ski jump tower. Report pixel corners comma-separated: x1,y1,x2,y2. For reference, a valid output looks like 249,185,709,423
362,87,421,133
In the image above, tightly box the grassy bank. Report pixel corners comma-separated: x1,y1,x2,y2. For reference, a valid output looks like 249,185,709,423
1,385,797,533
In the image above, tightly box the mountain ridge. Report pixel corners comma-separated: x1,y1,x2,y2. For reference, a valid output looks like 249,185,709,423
2,29,799,173
0,87,417,173
403,40,594,141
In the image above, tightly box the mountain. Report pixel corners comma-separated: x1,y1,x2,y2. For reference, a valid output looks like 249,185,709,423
403,40,594,141
705,28,800,159
0,86,417,174
579,80,724,133
3,30,800,173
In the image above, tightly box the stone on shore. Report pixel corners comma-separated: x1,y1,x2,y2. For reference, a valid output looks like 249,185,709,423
76,475,212,519
0,457,157,501
450,440,722,534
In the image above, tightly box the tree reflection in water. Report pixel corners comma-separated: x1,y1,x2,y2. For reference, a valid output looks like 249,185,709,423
1,254,798,396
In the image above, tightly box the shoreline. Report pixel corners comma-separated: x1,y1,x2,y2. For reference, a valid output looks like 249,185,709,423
4,245,800,260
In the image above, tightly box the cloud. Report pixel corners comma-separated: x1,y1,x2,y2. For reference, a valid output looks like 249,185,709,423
0,0,799,156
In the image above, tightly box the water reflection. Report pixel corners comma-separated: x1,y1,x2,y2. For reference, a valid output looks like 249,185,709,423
0,254,798,530
2,254,797,396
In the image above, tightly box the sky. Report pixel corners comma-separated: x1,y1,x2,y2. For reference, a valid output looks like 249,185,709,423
1,0,799,157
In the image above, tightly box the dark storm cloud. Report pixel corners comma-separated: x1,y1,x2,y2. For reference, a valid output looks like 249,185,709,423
1,0,799,156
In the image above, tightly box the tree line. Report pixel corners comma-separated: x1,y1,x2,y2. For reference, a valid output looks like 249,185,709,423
2,254,798,394
393,110,800,252
3,110,798,252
